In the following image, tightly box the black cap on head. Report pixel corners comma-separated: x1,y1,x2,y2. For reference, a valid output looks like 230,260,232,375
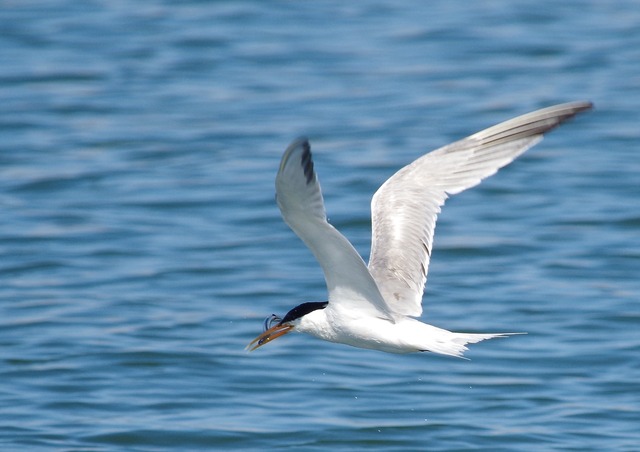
280,301,328,324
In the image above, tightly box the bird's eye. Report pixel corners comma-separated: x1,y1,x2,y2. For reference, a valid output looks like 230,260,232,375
263,314,282,331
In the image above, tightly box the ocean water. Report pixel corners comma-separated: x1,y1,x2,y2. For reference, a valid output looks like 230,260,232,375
1,1,639,450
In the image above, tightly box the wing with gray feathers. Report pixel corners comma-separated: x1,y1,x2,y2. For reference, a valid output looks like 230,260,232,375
368,101,593,317
276,138,394,320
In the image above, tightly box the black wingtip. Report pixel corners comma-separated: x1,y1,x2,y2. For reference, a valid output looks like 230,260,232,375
299,139,315,185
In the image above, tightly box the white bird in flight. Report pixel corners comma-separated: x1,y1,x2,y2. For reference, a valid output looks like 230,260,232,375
247,101,592,357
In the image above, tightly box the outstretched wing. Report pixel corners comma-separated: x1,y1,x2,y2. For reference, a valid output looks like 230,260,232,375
368,101,593,317
276,137,394,320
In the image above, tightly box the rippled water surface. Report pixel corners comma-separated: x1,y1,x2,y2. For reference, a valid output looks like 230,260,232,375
1,1,639,450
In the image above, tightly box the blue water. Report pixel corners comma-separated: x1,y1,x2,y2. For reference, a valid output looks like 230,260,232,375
1,1,639,450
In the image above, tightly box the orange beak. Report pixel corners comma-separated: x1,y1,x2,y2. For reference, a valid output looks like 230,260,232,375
246,323,293,352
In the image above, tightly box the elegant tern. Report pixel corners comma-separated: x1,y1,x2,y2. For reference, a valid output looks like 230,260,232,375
247,101,592,357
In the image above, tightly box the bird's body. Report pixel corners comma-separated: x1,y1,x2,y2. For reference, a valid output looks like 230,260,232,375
247,101,592,357
296,306,504,355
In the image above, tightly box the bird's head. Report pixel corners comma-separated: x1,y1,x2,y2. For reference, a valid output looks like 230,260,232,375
246,301,328,351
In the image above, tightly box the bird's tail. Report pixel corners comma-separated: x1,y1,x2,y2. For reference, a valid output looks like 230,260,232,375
425,331,523,359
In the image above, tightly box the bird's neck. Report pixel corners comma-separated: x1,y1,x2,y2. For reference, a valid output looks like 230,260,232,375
297,308,337,342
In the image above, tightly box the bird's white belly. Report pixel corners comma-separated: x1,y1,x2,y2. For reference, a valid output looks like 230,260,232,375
298,308,450,354
334,321,419,353
332,317,445,354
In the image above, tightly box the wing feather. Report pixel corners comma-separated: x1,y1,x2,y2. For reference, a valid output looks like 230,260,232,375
368,101,593,317
276,138,394,320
